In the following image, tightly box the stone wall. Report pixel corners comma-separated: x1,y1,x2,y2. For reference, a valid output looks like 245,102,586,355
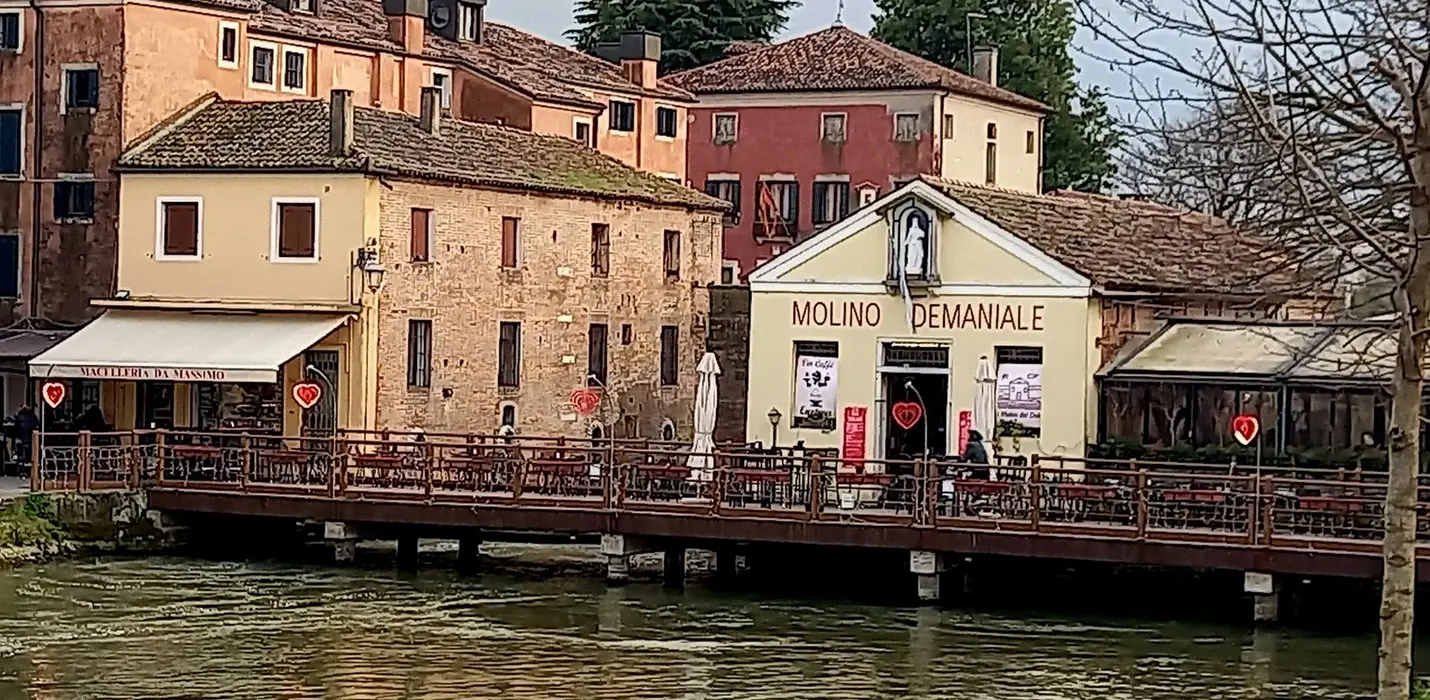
708,285,750,443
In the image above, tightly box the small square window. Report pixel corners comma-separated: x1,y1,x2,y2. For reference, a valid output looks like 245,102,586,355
158,198,201,258
573,119,593,147
713,113,737,145
894,113,920,142
821,114,846,143
609,101,635,132
1026,129,1037,154
63,68,100,111
720,261,738,285
656,106,678,138
0,12,20,52
986,123,998,139
250,42,276,87
942,113,954,139
273,199,318,260
218,23,239,68
430,69,452,109
281,48,307,92
54,179,94,221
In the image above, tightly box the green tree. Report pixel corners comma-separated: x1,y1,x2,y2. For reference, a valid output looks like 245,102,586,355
872,0,1118,193
567,0,798,74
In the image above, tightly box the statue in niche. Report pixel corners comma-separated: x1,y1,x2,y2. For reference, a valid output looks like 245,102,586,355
902,212,928,276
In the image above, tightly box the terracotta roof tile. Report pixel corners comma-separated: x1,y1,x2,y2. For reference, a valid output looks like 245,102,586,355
924,178,1308,296
667,26,1046,112
118,98,727,210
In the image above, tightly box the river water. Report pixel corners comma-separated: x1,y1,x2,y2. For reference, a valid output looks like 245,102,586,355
0,556,1387,699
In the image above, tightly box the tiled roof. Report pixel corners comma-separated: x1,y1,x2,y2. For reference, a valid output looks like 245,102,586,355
247,0,692,105
925,178,1309,296
118,97,727,210
666,26,1046,112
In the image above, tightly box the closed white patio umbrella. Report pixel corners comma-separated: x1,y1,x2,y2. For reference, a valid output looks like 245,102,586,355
687,352,721,482
973,355,998,446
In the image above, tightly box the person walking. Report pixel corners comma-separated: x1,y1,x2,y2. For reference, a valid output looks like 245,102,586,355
962,429,990,480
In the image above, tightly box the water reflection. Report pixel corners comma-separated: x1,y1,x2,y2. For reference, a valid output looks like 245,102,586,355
0,558,1383,699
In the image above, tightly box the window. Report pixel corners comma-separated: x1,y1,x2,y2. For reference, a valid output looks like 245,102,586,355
430,68,452,109
985,142,998,185
587,323,608,386
821,113,846,143
755,180,798,238
407,320,432,388
659,325,679,387
660,419,676,442
704,178,740,225
608,100,635,132
157,198,201,259
656,106,678,138
0,12,20,52
281,48,307,92
271,198,318,261
942,113,954,138
458,2,482,41
0,234,19,298
63,67,99,111
0,107,21,176
894,113,920,142
410,208,431,262
218,22,239,68
995,346,1043,438
812,181,849,226
590,223,610,277
713,113,737,145
291,0,313,12
620,323,633,345
663,229,681,281
500,403,516,428
573,118,593,147
500,216,519,268
249,41,276,88
720,261,738,284
54,179,94,221
498,321,521,388
986,123,998,139
1026,129,1037,154
858,186,879,208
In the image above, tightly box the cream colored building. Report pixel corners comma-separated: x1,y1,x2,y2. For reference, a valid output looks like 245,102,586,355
30,89,725,438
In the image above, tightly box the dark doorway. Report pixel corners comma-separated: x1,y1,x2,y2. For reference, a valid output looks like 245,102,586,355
136,381,175,429
302,350,340,437
882,372,948,459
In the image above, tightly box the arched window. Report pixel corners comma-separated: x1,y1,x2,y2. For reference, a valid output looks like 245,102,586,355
590,423,604,440
499,402,517,435
660,419,676,442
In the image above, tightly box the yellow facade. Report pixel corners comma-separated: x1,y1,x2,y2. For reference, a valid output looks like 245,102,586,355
745,181,1097,462
936,94,1044,193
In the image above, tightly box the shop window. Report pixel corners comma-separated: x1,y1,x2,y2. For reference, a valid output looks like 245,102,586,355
410,208,432,262
704,179,740,225
407,319,432,388
656,106,678,138
498,321,521,388
590,223,610,277
755,180,797,239
659,325,678,386
193,376,282,432
994,346,1043,438
792,341,838,430
608,100,635,132
158,198,201,259
272,198,317,260
587,323,608,386
54,179,95,222
713,113,737,144
812,181,849,226
61,380,101,421
662,229,681,281
894,113,920,142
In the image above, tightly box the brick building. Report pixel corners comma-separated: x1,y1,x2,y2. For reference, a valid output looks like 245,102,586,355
667,26,1047,283
27,89,724,439
0,0,692,331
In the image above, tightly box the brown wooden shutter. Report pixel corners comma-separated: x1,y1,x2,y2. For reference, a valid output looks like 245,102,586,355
501,217,519,268
163,202,199,256
410,208,430,262
278,203,316,258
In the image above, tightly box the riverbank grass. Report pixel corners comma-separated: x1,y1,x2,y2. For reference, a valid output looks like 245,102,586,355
0,495,63,548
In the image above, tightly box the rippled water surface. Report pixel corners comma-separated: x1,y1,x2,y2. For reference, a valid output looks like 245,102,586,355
0,557,1386,699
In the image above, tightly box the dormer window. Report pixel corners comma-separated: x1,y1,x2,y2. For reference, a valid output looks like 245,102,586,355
458,2,482,42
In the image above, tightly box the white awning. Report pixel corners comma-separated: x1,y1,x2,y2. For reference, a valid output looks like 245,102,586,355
29,310,349,383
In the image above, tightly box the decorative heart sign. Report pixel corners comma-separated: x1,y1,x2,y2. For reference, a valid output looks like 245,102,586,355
1231,414,1260,446
891,401,923,430
292,381,323,410
41,381,66,410
570,388,601,417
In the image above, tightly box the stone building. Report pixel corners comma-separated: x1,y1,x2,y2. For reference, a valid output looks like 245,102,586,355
28,89,725,439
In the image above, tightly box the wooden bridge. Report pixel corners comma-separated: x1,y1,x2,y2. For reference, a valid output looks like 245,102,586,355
26,429,1430,583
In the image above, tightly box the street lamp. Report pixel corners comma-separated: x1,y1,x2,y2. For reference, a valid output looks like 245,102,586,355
767,407,782,449
354,246,386,294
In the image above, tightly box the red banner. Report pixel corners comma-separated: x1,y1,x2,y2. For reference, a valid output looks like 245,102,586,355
957,410,972,456
842,406,867,472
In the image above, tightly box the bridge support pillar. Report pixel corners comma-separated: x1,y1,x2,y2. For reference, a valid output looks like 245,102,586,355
324,521,359,564
911,550,943,604
457,535,482,574
397,534,420,572
601,534,635,585
714,547,742,583
1245,571,1279,623
663,547,686,587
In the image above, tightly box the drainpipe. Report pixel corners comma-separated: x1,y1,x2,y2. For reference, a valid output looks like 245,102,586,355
27,0,44,319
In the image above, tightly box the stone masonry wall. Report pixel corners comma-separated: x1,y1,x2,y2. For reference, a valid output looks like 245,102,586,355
375,178,724,439
707,285,750,443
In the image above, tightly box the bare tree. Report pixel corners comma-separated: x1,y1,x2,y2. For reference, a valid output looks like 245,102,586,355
1081,0,1426,696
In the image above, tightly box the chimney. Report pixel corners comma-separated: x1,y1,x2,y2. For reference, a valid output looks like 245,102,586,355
330,89,355,157
972,45,999,86
383,0,428,53
596,31,662,87
419,86,442,135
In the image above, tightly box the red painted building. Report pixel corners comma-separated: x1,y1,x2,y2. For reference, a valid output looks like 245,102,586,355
668,27,1048,283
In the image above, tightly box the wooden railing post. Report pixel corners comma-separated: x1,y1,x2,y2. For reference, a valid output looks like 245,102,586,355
155,429,168,487
127,433,141,489
423,443,434,498
1262,475,1276,547
240,433,252,490
1136,469,1149,539
1029,455,1042,531
77,431,92,492
512,457,525,501
29,434,41,492
807,456,822,522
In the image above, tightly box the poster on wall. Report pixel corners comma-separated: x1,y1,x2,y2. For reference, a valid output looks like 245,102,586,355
996,363,1043,429
842,406,867,470
793,353,839,430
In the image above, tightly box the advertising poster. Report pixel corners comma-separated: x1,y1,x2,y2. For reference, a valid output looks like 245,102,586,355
842,406,867,470
793,354,838,429
996,363,1042,429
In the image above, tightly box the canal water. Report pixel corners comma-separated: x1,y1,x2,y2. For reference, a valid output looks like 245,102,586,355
0,556,1388,699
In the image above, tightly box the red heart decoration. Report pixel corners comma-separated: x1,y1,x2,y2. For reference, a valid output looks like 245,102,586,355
891,402,923,430
570,389,601,416
41,381,66,409
292,381,323,410
1231,414,1259,446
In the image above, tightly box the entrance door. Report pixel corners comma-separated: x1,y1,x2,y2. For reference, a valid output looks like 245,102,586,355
136,382,175,429
883,372,949,459
302,350,340,437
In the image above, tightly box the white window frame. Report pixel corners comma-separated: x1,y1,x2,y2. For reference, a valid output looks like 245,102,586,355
248,40,278,90
59,63,99,116
457,2,480,41
0,10,24,53
720,260,740,284
55,172,95,223
894,112,921,142
290,0,314,12
428,67,453,109
608,99,636,134
154,196,204,261
217,21,240,69
0,103,24,180
654,104,678,141
820,112,847,143
712,112,738,144
572,116,593,146
269,196,321,263
280,46,309,94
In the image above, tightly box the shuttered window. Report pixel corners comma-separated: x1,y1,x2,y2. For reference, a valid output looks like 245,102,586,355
498,321,521,388
663,230,680,281
410,208,431,262
275,201,316,259
500,216,519,268
407,320,432,388
659,325,678,386
161,200,200,257
591,223,610,277
587,323,608,386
